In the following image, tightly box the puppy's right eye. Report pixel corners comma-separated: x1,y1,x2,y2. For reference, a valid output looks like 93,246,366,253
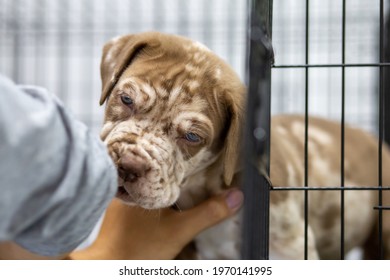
184,132,202,143
121,95,133,106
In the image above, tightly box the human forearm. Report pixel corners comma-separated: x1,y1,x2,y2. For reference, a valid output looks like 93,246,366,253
0,75,117,256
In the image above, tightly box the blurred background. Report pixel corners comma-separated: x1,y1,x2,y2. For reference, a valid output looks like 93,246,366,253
0,0,387,136
0,0,247,134
272,0,387,134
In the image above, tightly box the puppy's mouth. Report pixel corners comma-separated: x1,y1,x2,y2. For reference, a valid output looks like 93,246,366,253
116,186,135,204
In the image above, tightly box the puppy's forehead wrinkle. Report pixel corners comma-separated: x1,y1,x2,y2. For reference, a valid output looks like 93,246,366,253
167,86,183,107
117,77,158,113
117,74,214,122
173,111,213,133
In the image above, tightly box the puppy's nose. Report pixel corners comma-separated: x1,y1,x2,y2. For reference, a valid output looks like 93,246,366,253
118,155,150,183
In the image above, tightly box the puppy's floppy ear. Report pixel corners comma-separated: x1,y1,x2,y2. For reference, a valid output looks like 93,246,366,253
223,88,245,186
99,33,159,105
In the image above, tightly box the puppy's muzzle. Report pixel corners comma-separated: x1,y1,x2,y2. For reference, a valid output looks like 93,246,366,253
118,155,151,183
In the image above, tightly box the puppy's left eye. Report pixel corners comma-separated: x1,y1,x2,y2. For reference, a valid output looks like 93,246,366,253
121,95,133,106
184,132,201,143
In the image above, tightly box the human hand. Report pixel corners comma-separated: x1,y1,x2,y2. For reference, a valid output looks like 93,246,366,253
69,189,244,259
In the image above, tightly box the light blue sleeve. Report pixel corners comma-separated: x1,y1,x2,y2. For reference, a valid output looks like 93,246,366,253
0,74,117,256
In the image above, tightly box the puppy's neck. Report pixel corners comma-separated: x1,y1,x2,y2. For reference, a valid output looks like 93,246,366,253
176,156,227,210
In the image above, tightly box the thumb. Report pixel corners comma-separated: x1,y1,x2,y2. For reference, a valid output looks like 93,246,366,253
174,189,244,241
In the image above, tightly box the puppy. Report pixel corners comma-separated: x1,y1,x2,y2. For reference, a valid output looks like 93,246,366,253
99,31,390,259
270,115,390,259
99,32,244,259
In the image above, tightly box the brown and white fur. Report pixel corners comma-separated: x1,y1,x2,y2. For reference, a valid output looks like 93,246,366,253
99,31,390,259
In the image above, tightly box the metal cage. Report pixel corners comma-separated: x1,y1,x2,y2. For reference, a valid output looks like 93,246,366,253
243,0,390,259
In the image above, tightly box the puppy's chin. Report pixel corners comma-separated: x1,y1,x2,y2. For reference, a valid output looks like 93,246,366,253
115,185,180,210
115,186,137,206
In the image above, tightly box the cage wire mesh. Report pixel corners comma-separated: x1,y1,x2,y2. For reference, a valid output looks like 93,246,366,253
268,0,390,260
272,0,387,135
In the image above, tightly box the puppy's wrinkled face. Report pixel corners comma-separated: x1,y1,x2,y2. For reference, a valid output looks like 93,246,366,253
100,32,244,209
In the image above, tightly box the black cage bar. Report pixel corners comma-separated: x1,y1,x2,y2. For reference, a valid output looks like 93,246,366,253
241,0,273,260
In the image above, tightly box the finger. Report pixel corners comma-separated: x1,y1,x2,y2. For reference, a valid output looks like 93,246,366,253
173,189,244,241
